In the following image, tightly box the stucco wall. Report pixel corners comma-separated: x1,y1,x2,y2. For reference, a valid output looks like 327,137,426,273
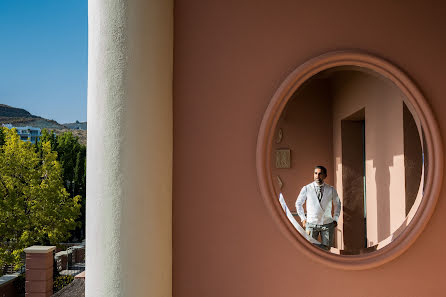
173,1,446,296
271,79,333,212
331,71,408,247
87,0,173,296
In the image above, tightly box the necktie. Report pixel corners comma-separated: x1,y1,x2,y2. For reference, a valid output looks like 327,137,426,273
317,185,324,202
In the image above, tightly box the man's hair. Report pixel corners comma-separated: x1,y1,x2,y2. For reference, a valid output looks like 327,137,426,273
315,165,327,176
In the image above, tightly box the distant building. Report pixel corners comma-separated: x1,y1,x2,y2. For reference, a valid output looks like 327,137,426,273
2,124,41,143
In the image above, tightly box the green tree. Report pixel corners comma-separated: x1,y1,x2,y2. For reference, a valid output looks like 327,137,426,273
55,132,86,240
36,130,87,241
0,128,81,269
39,129,57,151
0,128,5,146
72,146,86,240
73,148,86,196
55,132,81,195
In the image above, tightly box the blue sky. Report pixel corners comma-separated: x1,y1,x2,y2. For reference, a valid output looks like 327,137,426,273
0,0,87,124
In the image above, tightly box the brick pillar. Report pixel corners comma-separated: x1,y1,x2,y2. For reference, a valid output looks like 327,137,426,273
24,246,56,297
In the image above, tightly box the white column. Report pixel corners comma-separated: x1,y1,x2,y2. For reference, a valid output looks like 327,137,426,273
86,0,173,296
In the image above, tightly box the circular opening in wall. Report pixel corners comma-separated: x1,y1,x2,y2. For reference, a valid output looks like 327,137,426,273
256,51,443,270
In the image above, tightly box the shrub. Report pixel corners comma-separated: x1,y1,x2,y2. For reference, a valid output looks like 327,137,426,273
53,275,75,293
13,273,25,295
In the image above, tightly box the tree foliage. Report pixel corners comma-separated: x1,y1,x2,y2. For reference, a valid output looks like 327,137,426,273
38,129,86,240
0,128,5,147
39,128,57,151
55,132,86,240
0,128,81,269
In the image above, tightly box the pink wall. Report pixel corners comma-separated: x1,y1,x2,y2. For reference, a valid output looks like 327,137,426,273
331,70,413,247
340,117,365,252
404,103,423,216
173,1,446,296
271,78,333,212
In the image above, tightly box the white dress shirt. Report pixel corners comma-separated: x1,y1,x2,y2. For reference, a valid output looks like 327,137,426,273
295,182,341,225
278,193,320,244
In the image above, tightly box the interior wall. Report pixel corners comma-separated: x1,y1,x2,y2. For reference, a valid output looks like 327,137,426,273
404,103,423,215
271,79,333,213
173,1,446,296
341,118,365,252
331,71,407,246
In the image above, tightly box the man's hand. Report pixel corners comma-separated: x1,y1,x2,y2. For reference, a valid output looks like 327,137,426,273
302,220,306,228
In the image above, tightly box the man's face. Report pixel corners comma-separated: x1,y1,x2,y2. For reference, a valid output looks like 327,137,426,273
314,168,326,185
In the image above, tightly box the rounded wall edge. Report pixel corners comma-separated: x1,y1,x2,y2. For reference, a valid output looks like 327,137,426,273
87,0,173,296
86,0,129,295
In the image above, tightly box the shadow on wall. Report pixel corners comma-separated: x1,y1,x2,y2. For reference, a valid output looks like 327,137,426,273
272,67,424,255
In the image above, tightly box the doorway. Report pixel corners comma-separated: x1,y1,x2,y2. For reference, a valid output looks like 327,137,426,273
341,109,366,253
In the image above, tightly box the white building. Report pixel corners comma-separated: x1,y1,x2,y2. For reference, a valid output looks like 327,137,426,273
2,124,41,143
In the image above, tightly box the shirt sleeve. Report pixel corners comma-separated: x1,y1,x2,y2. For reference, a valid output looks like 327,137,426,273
332,187,341,222
295,186,307,222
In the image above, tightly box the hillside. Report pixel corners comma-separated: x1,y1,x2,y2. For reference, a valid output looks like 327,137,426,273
53,128,87,145
0,116,66,130
0,104,35,118
63,121,87,130
0,104,87,145
0,104,66,129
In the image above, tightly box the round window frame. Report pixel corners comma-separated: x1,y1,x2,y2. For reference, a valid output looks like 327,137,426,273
256,50,443,270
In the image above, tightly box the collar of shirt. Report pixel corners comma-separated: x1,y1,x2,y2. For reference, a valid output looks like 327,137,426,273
313,181,325,187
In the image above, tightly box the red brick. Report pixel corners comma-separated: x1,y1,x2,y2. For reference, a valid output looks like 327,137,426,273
25,292,52,297
26,267,53,281
26,254,53,269
25,280,52,293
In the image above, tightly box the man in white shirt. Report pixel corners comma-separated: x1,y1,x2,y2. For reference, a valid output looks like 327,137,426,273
295,166,341,250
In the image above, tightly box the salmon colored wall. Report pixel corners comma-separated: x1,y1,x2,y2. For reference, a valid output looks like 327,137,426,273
271,79,333,212
332,71,408,247
173,1,446,296
404,103,423,216
340,118,365,252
